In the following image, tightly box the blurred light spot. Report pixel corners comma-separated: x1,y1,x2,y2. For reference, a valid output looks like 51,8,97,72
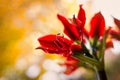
26,64,40,79
24,32,44,56
25,4,41,19
43,59,66,72
30,32,41,50
0,77,6,80
41,71,60,80
13,18,24,28
76,0,89,4
68,67,86,79
15,58,27,70
66,0,74,3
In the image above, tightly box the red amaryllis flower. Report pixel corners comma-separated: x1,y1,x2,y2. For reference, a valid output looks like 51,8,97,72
89,12,105,39
37,34,84,57
37,34,73,57
57,5,86,41
37,34,82,74
110,17,120,40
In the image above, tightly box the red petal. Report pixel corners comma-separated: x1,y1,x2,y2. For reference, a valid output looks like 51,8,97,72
37,34,73,56
106,27,112,34
89,12,105,38
56,35,73,48
38,47,58,53
106,41,113,49
39,47,69,55
64,57,79,74
57,14,80,41
38,35,59,49
113,17,120,29
72,15,82,27
64,65,78,74
71,44,83,53
77,5,86,27
110,30,120,40
65,57,79,65
38,34,73,48
83,28,89,38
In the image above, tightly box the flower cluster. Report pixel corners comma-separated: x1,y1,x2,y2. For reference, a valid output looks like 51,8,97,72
37,5,120,74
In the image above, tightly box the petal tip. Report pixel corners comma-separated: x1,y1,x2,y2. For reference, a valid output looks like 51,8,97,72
79,4,83,8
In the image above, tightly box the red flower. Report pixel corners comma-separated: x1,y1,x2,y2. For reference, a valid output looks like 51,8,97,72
110,17,120,40
37,34,82,74
37,34,84,57
37,34,73,57
36,4,113,75
89,12,105,39
57,5,86,41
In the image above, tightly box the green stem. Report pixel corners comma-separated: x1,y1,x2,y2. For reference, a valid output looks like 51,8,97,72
98,69,107,80
99,31,106,66
92,36,99,60
95,67,108,80
73,54,103,70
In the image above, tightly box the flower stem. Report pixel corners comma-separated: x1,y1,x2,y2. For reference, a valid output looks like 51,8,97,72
73,53,103,70
95,68,108,80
